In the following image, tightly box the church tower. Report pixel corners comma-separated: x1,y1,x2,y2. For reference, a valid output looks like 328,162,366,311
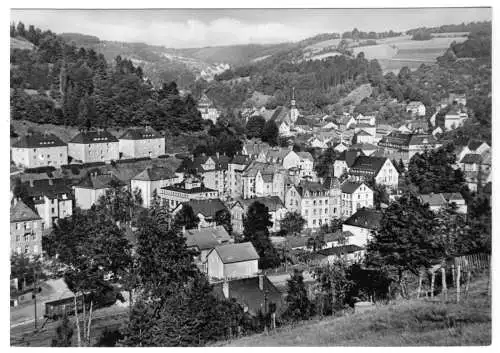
289,87,300,126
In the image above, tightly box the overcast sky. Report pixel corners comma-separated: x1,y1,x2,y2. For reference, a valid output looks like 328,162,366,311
11,8,491,48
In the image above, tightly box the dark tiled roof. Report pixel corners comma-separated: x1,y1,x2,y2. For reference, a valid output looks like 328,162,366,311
317,244,364,256
460,153,483,164
296,181,327,197
184,198,227,218
22,178,73,200
296,151,314,161
343,208,382,230
132,166,177,181
69,130,118,144
378,131,412,148
119,128,162,140
10,200,41,222
337,150,363,167
231,154,251,165
13,133,66,148
341,181,366,194
419,193,447,207
75,173,125,190
442,193,465,203
409,134,437,146
237,196,285,212
350,156,388,176
185,226,232,250
212,275,283,316
211,242,260,264
467,140,485,151
162,183,216,194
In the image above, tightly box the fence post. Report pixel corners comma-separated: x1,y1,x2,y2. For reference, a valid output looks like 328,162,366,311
430,271,435,298
441,267,447,303
456,264,461,303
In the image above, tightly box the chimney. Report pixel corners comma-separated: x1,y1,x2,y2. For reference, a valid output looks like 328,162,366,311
222,280,229,299
258,274,264,291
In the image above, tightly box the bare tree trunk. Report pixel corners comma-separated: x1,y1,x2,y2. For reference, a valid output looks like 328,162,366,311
451,264,455,287
456,264,461,303
129,289,133,314
87,301,93,345
431,272,435,298
82,293,86,341
74,295,82,347
441,267,447,302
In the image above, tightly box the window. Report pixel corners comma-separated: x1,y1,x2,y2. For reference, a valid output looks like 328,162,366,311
24,246,29,254
24,234,29,242
25,222,30,230
33,245,38,254
313,209,316,216
325,208,328,214
16,223,21,230
33,149,36,152
305,210,308,216
319,200,322,205
295,200,298,206
32,233,36,240
16,235,20,242
51,208,55,213
313,200,316,206
313,219,316,225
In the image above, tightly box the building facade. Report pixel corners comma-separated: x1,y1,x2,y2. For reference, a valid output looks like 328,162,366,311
118,127,165,159
11,133,68,168
68,130,119,163
10,200,43,256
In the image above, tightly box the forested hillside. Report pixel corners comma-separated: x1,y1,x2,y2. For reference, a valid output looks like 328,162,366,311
10,22,206,135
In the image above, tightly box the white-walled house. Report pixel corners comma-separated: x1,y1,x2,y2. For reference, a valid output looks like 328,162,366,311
341,208,382,247
68,130,119,163
406,101,426,117
11,133,68,168
118,127,165,159
230,196,287,233
285,181,331,230
73,173,126,210
206,242,260,280
340,181,374,218
348,156,399,190
10,199,43,256
131,166,179,208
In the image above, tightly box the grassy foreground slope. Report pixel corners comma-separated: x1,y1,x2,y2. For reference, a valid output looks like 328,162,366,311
223,274,491,346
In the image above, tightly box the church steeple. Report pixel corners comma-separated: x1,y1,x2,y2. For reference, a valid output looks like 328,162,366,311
289,87,299,124
291,87,296,107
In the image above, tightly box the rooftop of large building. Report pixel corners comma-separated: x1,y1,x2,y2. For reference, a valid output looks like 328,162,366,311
12,132,67,149
69,130,119,144
119,127,162,140
343,208,382,230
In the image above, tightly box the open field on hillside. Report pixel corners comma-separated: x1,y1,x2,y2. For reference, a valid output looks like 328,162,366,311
11,37,35,51
221,273,491,347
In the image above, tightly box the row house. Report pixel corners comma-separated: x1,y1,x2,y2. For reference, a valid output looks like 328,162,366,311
73,172,127,210
118,127,165,159
10,199,43,256
69,130,119,164
348,156,399,190
241,161,287,201
11,133,68,168
323,177,342,219
21,178,73,231
173,198,229,229
159,177,218,211
340,181,374,218
285,181,333,230
131,166,180,208
230,196,287,234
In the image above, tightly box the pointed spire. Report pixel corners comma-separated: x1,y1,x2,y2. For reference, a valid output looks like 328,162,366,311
291,87,296,107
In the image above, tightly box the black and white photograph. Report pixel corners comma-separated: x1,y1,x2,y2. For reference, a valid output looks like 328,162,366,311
8,3,493,347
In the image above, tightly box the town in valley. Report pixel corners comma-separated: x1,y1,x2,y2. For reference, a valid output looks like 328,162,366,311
9,8,492,347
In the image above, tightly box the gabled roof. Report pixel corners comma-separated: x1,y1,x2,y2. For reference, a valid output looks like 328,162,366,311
270,106,292,125
119,128,162,140
343,208,382,230
21,178,73,200
296,151,314,161
467,140,487,151
236,196,285,212
210,242,260,264
409,134,437,146
350,156,389,176
442,192,465,203
337,150,363,167
266,148,293,161
75,173,125,190
10,200,41,222
419,193,447,207
460,153,483,164
163,182,216,195
185,226,232,250
132,166,177,181
69,130,118,144
340,181,366,194
317,244,364,256
323,176,340,190
184,198,227,219
230,154,252,165
379,131,412,147
212,275,283,316
12,133,67,149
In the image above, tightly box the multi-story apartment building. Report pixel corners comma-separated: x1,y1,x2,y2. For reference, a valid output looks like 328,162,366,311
159,177,219,211
21,178,73,231
323,177,342,219
230,196,287,234
68,130,119,163
227,154,252,198
11,133,68,168
241,161,287,201
118,127,165,159
10,199,43,256
285,181,331,230
340,181,373,218
131,166,180,208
